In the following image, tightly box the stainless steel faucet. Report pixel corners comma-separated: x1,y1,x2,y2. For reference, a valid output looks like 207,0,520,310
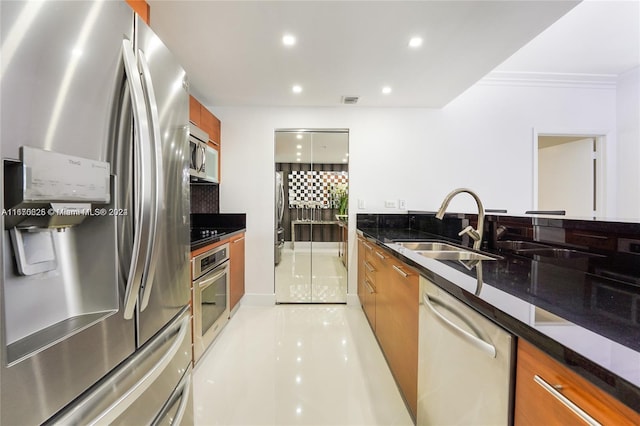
435,188,485,250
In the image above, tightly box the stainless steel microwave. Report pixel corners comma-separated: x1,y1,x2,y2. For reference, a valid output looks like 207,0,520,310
189,124,218,183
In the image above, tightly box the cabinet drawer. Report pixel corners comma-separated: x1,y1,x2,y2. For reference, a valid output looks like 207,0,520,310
515,340,639,425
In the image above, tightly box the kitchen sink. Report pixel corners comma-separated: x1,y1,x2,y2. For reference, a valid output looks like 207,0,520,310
396,241,467,252
394,241,497,261
414,250,495,261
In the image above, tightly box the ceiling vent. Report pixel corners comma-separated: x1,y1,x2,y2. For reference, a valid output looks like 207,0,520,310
341,96,359,105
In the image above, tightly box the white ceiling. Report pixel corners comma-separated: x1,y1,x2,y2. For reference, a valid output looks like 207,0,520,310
494,0,640,75
148,0,587,108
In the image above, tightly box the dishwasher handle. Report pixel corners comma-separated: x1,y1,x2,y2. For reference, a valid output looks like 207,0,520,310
422,292,496,358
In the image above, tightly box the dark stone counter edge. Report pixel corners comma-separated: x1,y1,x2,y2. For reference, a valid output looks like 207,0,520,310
190,228,245,252
358,228,640,413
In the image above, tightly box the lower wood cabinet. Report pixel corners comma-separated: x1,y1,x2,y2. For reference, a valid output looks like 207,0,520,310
357,236,419,419
229,233,245,313
357,236,639,425
515,339,639,425
383,256,419,419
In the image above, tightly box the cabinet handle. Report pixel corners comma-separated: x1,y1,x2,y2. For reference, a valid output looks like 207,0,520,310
375,251,387,260
364,279,375,294
572,232,608,240
232,236,245,243
364,261,375,273
363,242,373,251
533,375,602,426
392,265,409,278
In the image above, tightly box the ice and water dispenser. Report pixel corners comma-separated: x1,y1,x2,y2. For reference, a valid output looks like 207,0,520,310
2,146,117,364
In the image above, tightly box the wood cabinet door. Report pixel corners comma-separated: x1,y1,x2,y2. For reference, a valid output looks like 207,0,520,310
362,275,376,330
229,233,246,312
200,107,213,138
515,340,639,426
357,237,367,307
370,247,392,350
386,257,419,419
189,95,201,127
358,237,371,307
210,113,221,147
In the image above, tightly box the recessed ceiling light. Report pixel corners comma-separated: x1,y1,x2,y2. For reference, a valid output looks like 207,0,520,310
409,37,423,48
296,152,301,156
296,134,302,139
296,158,301,162
282,34,296,46
296,144,302,149
292,85,303,94
342,158,347,163
382,86,392,94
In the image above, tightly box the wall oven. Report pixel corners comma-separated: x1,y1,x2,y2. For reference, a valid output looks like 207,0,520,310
192,243,229,363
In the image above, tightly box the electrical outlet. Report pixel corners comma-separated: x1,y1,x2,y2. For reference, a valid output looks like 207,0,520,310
399,199,406,210
358,199,366,209
385,200,397,208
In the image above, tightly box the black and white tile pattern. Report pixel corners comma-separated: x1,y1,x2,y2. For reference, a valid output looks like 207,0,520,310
288,170,348,208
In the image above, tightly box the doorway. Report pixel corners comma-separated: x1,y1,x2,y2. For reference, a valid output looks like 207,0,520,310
535,134,604,217
274,129,349,303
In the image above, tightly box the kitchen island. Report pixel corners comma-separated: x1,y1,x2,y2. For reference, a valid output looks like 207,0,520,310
357,212,640,422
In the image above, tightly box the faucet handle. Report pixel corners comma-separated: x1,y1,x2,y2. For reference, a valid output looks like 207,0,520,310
458,225,481,241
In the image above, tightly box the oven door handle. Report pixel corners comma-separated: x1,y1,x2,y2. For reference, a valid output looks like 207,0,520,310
197,265,228,289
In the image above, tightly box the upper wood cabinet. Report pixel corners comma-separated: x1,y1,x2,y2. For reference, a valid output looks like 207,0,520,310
189,95,201,127
125,0,149,24
515,339,639,426
200,109,221,147
189,95,221,147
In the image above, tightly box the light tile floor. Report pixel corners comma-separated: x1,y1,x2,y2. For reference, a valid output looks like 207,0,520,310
193,304,413,426
275,247,347,303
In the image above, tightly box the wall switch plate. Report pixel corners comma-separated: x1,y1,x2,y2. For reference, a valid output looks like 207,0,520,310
358,199,365,209
399,199,406,210
385,200,397,208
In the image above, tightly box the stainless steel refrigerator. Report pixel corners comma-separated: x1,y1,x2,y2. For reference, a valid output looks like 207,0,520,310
1,1,192,424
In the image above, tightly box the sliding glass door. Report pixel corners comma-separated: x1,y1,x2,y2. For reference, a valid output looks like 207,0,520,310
274,129,349,303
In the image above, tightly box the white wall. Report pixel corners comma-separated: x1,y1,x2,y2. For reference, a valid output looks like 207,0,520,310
616,66,640,219
212,81,618,299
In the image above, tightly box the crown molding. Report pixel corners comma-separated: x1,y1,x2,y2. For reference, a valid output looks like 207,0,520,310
478,71,618,90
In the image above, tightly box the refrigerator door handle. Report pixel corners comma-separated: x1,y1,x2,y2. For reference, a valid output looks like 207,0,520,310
121,39,154,320
52,314,191,426
136,49,165,312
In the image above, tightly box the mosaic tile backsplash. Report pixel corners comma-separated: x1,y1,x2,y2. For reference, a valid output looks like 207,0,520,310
190,184,219,214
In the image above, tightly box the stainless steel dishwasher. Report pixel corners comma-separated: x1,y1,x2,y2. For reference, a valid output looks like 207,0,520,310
417,276,515,425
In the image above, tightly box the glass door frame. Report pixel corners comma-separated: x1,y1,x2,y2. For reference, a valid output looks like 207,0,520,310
274,128,349,303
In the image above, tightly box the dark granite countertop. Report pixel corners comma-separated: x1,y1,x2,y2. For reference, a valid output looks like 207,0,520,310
358,226,640,412
190,228,245,251
190,213,246,251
